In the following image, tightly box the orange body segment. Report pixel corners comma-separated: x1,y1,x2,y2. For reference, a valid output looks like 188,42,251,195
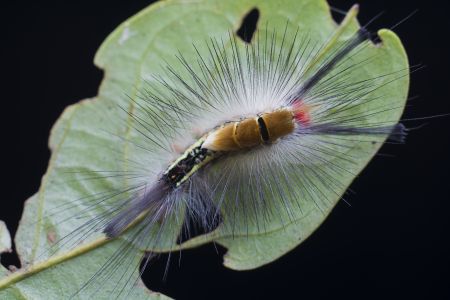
235,118,263,148
205,122,240,151
261,109,295,142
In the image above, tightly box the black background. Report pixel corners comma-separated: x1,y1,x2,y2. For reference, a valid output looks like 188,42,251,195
1,0,449,299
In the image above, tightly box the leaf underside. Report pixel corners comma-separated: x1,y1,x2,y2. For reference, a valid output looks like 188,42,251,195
0,0,409,298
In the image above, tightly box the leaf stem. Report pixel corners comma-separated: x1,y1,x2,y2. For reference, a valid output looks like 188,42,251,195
0,237,110,290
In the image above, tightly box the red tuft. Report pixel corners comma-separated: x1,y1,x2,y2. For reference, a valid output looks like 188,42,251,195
292,99,311,125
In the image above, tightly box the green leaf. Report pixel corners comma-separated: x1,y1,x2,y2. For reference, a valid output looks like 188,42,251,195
0,221,11,255
0,0,409,298
0,220,12,278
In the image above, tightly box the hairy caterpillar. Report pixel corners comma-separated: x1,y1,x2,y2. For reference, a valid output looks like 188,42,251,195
103,26,407,242
0,0,415,299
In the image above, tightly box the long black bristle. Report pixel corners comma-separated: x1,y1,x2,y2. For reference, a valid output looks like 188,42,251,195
296,28,371,98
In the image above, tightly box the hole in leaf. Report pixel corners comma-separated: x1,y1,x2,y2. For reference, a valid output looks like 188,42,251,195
329,5,347,23
140,244,227,299
176,210,223,245
329,5,383,45
0,244,22,270
236,8,260,43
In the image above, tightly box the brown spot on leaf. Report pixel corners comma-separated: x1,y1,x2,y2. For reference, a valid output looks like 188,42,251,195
47,231,56,244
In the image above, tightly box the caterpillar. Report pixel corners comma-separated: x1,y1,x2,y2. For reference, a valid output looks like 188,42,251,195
104,26,406,241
